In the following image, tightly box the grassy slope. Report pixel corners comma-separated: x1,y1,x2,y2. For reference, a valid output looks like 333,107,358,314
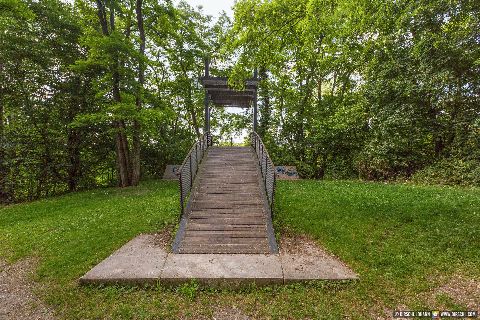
275,181,480,316
0,180,179,282
0,179,479,319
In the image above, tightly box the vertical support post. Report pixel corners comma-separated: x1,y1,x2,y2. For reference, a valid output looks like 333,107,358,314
264,153,268,192
253,68,258,132
204,91,210,134
271,170,276,217
253,92,258,133
195,144,198,174
204,58,210,134
205,58,210,77
179,172,184,216
260,143,263,174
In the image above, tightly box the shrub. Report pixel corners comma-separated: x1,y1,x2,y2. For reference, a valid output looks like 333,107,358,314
412,158,480,186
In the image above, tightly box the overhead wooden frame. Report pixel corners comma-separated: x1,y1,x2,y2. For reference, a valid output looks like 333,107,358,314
200,77,258,108
200,59,259,132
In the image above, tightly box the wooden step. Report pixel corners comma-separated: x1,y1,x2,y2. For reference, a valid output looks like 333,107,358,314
175,146,273,254
186,224,266,231
187,217,266,225
177,243,271,254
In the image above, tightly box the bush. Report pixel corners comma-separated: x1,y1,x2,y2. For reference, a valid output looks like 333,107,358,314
412,158,480,186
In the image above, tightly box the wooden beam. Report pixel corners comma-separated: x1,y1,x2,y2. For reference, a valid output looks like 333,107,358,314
211,98,251,106
200,77,259,88
210,92,255,99
204,87,256,93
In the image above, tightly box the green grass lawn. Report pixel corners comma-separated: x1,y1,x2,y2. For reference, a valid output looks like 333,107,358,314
0,179,479,319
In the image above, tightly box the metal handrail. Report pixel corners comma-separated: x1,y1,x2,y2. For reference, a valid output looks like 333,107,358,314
250,131,276,216
178,132,212,217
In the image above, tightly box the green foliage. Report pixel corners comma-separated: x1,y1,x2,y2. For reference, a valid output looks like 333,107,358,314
177,280,200,301
2,0,479,204
412,158,480,186
1,0,225,202
225,0,480,185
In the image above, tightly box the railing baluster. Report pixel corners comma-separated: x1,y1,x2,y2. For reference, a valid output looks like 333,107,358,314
178,132,211,221
180,171,184,215
195,144,198,174
264,155,268,198
251,131,275,217
189,154,193,188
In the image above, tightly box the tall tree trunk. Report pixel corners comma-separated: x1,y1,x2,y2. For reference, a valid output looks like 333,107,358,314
131,0,145,186
115,120,131,187
0,79,7,202
96,0,109,35
97,0,131,187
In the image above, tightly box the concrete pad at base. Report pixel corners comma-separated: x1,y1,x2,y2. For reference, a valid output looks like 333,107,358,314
161,254,283,286
79,234,359,286
79,234,167,284
281,254,358,283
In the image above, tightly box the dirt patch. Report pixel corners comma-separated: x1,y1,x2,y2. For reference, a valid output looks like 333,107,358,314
279,231,332,256
152,224,176,251
0,258,55,320
426,273,480,310
385,273,480,319
212,306,251,320
279,230,353,267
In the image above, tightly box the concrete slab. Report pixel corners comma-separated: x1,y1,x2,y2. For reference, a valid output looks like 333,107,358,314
281,254,358,283
79,234,358,286
162,165,180,180
275,166,300,180
79,234,167,284
161,254,283,287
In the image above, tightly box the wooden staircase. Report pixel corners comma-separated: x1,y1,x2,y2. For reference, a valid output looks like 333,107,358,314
174,146,277,254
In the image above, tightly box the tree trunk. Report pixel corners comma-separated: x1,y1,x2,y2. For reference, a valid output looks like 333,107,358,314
115,120,131,187
113,68,131,187
97,0,132,187
96,0,109,35
0,79,6,202
131,0,145,186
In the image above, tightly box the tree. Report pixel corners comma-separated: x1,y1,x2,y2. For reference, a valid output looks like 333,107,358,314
225,0,480,182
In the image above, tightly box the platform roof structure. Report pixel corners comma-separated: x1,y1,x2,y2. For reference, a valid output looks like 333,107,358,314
200,77,258,108
200,60,259,132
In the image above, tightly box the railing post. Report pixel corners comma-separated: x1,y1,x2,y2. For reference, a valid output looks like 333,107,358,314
271,172,276,217
251,131,276,218
257,138,260,165
195,144,198,174
264,154,268,194
178,132,212,223
261,144,264,174
189,154,193,188
256,137,259,164
179,171,184,217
